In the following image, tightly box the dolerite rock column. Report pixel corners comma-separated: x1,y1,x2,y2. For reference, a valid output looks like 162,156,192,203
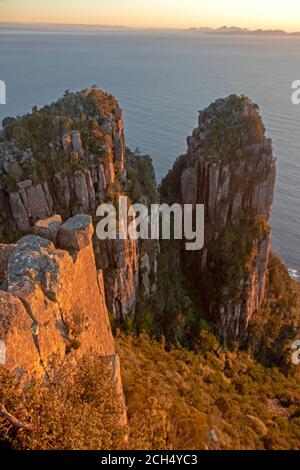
163,95,276,342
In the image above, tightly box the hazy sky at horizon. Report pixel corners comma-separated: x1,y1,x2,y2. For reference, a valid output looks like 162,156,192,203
1,0,300,31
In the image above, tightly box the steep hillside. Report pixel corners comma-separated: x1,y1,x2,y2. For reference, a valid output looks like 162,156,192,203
118,333,300,450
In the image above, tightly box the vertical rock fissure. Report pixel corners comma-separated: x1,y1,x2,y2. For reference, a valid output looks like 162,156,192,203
18,297,50,379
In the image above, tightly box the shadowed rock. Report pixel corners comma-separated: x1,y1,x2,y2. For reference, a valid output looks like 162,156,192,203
33,214,62,242
0,244,16,278
162,95,276,341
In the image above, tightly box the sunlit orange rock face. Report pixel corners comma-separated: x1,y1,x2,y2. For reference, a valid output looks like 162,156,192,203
0,213,127,423
0,215,115,377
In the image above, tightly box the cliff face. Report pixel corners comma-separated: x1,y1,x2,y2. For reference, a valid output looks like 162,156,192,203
0,91,286,347
0,88,155,320
162,96,276,341
0,215,113,373
0,213,126,422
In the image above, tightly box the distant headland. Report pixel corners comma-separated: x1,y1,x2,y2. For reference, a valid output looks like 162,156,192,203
0,22,300,35
186,26,300,36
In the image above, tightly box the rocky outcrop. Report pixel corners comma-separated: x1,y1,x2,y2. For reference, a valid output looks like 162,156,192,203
94,237,139,320
0,214,126,421
0,88,147,321
33,214,62,242
1,215,114,374
162,95,276,341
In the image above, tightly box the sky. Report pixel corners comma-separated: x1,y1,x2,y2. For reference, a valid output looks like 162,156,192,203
1,0,300,31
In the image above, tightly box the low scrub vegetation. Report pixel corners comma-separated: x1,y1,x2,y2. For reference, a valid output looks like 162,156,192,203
118,333,300,450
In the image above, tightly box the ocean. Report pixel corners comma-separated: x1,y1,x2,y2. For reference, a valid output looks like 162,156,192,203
0,28,299,276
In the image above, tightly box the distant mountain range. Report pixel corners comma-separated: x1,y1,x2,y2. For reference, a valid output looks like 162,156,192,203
187,26,300,36
0,22,300,35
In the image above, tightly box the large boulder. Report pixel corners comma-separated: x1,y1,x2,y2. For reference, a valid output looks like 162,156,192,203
33,214,62,242
58,214,94,250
